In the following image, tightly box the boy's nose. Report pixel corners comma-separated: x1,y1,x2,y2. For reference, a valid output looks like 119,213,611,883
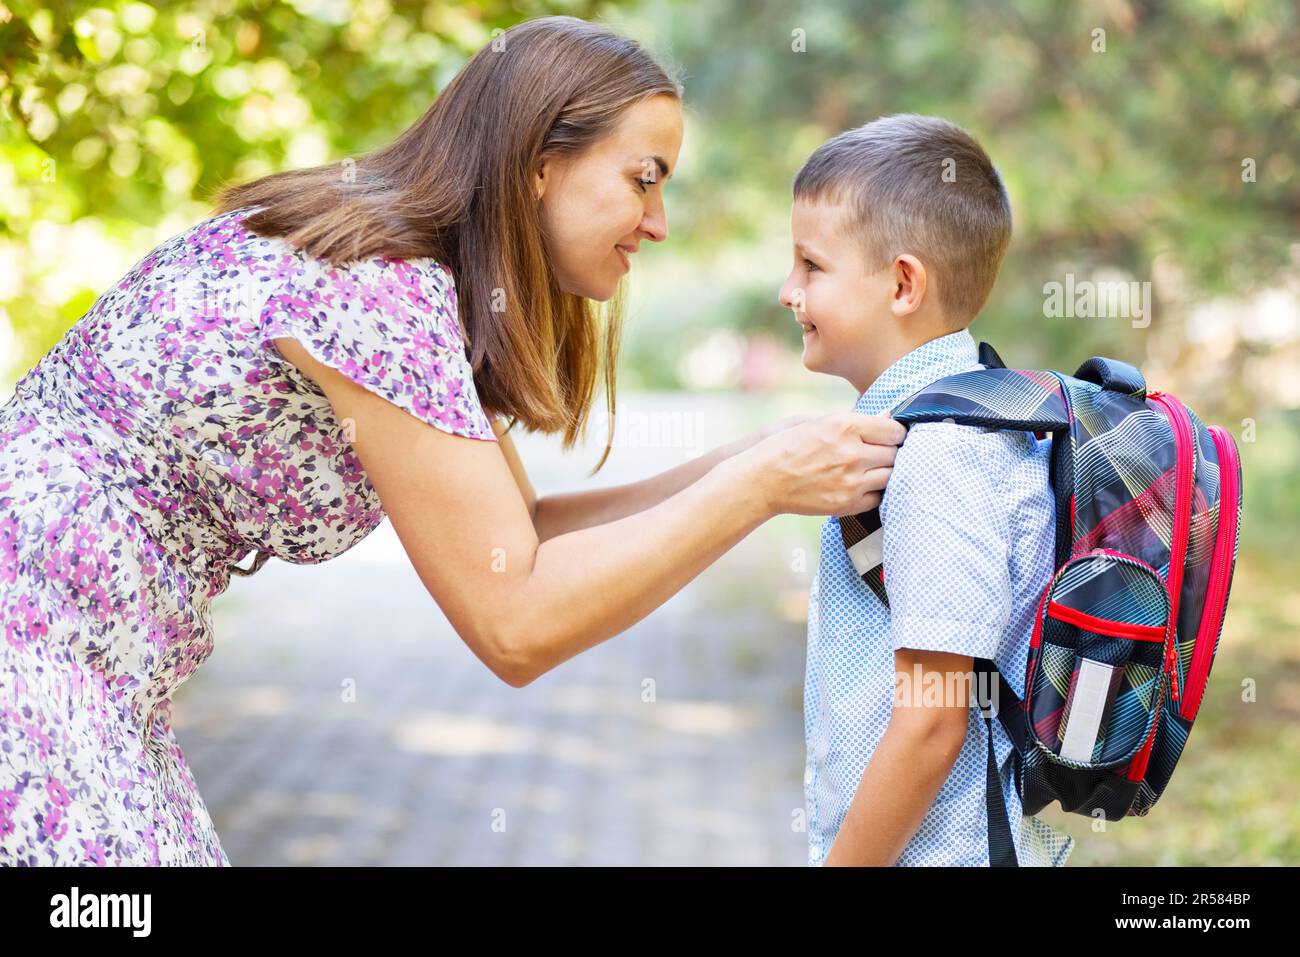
778,276,800,310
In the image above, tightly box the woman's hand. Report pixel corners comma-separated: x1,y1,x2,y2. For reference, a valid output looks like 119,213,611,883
742,412,906,518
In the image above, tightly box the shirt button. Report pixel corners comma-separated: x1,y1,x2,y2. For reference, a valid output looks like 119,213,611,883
804,768,813,784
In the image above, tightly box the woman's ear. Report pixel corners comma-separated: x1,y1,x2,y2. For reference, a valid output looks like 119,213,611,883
534,152,564,201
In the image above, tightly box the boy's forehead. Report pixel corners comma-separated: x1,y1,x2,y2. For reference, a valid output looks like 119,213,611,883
791,197,855,250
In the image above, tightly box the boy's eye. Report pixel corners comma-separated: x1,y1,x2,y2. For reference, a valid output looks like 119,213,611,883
803,258,819,272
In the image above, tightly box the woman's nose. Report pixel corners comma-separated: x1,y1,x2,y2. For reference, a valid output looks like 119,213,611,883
639,194,668,243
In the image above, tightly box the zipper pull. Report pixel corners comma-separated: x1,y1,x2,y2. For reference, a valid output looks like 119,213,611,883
1164,632,1180,701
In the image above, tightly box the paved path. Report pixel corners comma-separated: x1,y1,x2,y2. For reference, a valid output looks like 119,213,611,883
177,391,833,865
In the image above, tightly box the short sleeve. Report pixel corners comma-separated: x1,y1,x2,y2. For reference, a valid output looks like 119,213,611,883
258,253,496,441
878,422,1013,658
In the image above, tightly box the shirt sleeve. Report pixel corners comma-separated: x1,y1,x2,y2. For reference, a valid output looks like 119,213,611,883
878,421,1013,658
258,252,496,441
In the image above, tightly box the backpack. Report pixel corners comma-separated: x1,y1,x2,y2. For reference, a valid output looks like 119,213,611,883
839,341,1244,866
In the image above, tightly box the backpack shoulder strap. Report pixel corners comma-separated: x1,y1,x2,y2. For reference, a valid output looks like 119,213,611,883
840,360,1071,596
891,366,1070,432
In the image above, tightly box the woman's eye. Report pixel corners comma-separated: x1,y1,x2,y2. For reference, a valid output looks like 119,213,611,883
636,177,655,192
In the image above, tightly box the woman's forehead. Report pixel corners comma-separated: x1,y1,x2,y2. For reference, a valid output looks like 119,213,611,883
603,96,683,166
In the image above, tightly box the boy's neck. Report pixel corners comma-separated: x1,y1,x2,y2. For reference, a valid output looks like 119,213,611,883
848,325,967,396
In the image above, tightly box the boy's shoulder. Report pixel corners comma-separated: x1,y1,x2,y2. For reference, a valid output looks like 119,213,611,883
880,419,1046,523
891,418,1039,470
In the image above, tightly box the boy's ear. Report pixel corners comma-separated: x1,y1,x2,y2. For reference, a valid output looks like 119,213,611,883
889,254,928,318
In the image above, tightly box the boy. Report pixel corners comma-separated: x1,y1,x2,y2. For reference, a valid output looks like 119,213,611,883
780,114,1075,866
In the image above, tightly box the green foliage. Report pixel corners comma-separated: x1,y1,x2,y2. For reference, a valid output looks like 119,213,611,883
0,0,602,373
617,0,1298,417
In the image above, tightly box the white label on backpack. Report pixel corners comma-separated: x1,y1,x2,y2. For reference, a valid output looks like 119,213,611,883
846,527,884,577
1060,658,1116,762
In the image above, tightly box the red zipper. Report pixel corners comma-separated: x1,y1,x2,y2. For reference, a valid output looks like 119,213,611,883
1148,392,1195,704
1029,577,1052,652
1046,601,1166,641
1024,581,1052,745
1177,426,1241,720
1024,577,1053,724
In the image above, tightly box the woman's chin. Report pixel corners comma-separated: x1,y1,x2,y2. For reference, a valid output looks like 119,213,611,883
563,277,619,302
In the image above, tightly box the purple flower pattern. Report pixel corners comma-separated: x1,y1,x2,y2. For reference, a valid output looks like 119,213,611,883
0,206,495,865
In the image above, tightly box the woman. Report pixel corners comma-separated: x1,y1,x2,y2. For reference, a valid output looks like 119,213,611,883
0,16,903,866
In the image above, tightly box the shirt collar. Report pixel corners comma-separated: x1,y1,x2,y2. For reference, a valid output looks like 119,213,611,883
852,328,981,416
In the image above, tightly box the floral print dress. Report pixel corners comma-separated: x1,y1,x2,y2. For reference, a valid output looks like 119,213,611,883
0,205,497,865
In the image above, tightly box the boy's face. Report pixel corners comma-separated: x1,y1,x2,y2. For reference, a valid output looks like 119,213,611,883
778,198,898,389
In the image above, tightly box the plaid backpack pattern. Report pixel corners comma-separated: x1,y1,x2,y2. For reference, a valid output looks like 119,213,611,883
840,342,1244,865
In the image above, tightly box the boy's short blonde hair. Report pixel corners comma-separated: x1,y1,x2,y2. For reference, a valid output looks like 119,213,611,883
793,113,1012,324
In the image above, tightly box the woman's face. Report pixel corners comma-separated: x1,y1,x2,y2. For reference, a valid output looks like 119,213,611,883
535,94,683,301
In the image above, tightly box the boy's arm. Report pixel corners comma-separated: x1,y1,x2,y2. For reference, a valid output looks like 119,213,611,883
823,647,970,866
825,422,1014,867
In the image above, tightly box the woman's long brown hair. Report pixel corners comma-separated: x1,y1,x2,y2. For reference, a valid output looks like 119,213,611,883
210,15,682,475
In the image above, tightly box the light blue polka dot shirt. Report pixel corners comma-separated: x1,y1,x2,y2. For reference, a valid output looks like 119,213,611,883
803,327,1076,867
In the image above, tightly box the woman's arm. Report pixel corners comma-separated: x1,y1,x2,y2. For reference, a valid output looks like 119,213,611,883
531,433,751,541
492,417,538,522
499,413,818,542
279,338,898,687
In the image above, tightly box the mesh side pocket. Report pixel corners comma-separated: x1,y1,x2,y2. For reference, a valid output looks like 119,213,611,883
1026,551,1170,770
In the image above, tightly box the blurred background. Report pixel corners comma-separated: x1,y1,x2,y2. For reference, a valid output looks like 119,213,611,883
1,0,1296,865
